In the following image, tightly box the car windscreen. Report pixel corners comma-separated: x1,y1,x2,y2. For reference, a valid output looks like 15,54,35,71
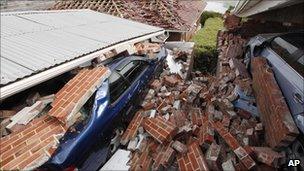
270,33,304,77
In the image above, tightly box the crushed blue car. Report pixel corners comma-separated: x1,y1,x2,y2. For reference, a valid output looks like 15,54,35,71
42,47,167,170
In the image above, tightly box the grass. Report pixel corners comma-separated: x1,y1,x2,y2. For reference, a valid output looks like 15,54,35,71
191,17,223,73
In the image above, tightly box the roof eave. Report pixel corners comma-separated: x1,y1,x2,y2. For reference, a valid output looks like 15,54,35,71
0,30,165,100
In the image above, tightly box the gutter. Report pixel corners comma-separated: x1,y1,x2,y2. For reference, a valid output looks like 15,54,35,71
233,0,299,17
0,30,165,100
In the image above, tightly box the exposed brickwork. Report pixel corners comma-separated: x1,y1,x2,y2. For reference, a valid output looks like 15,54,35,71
49,67,110,126
171,140,188,154
163,75,179,87
205,143,222,171
152,142,176,170
213,121,256,170
0,115,66,170
190,108,202,126
169,110,187,127
251,57,299,149
224,13,241,30
198,116,214,146
177,141,209,171
253,147,285,168
121,111,144,145
142,116,177,144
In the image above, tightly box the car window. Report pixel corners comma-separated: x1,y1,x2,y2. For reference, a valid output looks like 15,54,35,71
119,61,140,79
270,33,304,77
108,71,129,103
120,60,149,84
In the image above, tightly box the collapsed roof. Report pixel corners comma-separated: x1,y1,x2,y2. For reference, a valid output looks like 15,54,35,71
49,0,206,31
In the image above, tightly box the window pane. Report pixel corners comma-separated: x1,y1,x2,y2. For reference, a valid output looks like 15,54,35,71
126,61,149,83
119,61,139,78
109,71,129,103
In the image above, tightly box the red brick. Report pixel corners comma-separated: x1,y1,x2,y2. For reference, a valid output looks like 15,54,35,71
49,67,109,125
2,151,31,170
205,143,221,171
177,141,209,171
150,79,162,90
121,111,144,145
142,102,155,111
172,140,188,154
198,116,214,146
252,57,299,149
17,150,44,169
142,116,177,144
253,147,285,168
152,142,176,170
213,121,256,170
0,115,66,170
163,75,179,87
190,108,202,126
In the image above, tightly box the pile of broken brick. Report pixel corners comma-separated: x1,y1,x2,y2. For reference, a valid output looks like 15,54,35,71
120,31,299,171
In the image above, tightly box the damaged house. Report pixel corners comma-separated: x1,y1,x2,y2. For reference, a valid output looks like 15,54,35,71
49,0,206,41
0,9,166,170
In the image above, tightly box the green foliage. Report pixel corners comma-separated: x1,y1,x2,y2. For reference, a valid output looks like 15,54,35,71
228,5,235,12
200,11,222,27
192,17,223,73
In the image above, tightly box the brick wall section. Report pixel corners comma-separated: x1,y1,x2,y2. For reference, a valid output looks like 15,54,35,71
130,139,156,171
177,141,209,171
142,116,178,144
212,121,256,170
49,67,110,126
152,142,176,170
121,111,144,145
253,147,285,168
190,108,202,126
0,115,66,170
251,57,299,149
198,116,214,146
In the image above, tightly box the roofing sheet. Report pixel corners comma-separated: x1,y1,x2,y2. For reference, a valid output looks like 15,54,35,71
0,9,163,86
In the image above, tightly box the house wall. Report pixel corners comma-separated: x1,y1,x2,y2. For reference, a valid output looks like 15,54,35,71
167,17,202,42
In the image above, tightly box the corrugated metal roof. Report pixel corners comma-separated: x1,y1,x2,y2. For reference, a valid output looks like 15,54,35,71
0,9,163,86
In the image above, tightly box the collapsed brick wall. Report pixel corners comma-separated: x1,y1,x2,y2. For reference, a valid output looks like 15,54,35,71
123,30,294,170
251,57,299,149
49,66,110,126
0,115,66,170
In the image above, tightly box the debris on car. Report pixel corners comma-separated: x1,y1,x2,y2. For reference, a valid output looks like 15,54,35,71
0,66,111,170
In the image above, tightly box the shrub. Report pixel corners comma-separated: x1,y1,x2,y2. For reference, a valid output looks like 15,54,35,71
192,17,223,73
200,11,222,27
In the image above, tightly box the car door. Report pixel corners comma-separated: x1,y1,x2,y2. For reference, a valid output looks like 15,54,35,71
265,34,304,117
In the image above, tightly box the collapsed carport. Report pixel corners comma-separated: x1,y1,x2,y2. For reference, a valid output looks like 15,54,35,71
0,9,166,170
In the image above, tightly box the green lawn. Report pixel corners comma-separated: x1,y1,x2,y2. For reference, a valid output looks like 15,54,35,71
192,17,223,54
191,17,223,72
